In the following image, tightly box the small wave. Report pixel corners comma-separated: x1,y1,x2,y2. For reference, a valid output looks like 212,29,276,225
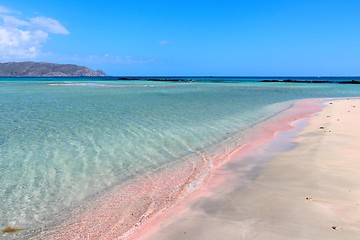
49,83,108,87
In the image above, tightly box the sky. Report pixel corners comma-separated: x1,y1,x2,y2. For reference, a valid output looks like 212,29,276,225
0,0,359,76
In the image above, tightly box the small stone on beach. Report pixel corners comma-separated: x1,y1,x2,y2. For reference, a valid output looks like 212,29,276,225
332,226,338,230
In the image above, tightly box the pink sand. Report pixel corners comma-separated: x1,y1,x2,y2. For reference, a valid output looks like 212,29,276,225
28,99,323,240
130,99,323,240
143,98,360,240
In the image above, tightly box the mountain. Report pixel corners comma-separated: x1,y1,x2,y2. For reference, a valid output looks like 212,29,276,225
0,62,106,77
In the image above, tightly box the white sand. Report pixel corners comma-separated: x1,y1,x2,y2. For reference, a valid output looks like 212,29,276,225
144,99,360,240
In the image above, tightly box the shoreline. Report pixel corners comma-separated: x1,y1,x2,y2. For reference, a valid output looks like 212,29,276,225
9,98,323,239
143,98,360,240
128,98,324,240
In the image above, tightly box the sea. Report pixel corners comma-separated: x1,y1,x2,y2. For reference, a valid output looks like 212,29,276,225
1,77,360,238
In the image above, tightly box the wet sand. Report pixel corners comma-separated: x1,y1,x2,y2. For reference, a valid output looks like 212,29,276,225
143,99,360,240
12,99,346,240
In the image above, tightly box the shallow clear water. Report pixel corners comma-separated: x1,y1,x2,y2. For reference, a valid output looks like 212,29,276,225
1,78,359,233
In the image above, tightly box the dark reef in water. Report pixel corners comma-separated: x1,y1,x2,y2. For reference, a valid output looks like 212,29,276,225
338,80,360,84
261,79,360,84
114,77,360,84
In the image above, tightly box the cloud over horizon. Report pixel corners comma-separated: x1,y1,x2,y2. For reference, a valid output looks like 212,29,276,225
0,5,69,60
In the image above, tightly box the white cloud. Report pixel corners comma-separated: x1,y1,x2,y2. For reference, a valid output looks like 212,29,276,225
0,26,48,59
2,15,31,27
0,5,18,14
159,40,170,45
0,5,69,60
30,17,69,35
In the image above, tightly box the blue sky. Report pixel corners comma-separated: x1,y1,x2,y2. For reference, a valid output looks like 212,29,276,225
0,0,359,76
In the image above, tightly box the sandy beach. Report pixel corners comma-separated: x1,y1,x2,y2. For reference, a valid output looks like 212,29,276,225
142,98,360,240
2,1,360,238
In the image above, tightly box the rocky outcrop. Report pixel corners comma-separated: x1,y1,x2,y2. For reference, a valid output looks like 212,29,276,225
0,62,106,77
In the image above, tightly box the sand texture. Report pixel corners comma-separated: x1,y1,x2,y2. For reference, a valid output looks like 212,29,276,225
145,99,360,240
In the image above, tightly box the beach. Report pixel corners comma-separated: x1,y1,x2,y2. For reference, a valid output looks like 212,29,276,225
1,79,360,240
1,0,360,237
140,98,360,240
23,99,323,240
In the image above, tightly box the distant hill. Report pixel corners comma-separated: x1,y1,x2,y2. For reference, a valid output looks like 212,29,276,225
0,62,106,77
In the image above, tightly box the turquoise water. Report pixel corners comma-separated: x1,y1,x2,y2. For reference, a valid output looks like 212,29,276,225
1,78,360,236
